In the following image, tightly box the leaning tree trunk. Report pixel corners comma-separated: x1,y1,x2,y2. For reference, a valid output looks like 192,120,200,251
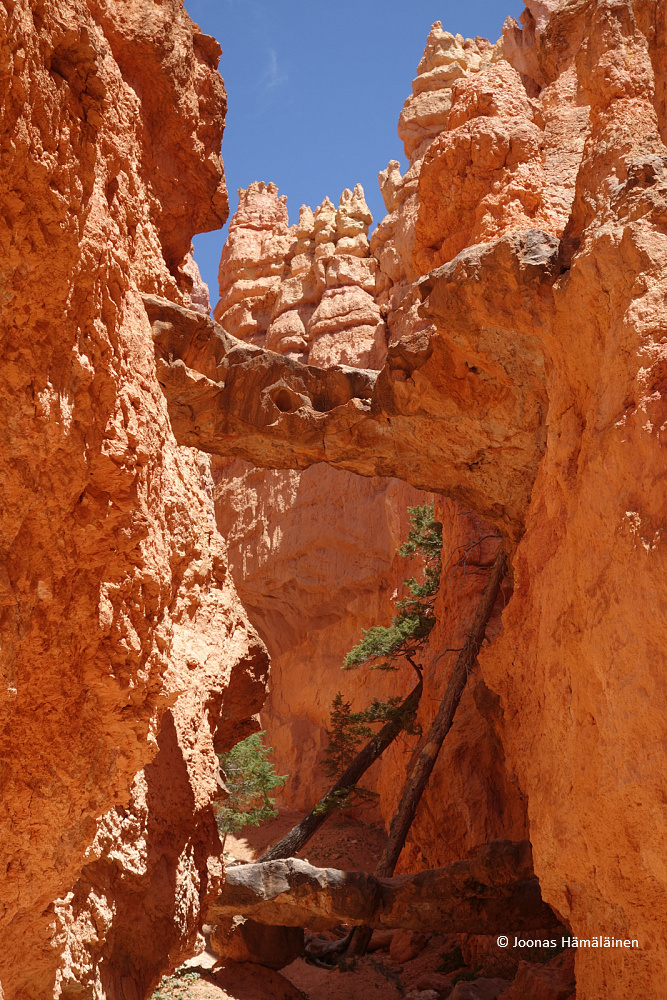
346,547,507,956
258,677,423,863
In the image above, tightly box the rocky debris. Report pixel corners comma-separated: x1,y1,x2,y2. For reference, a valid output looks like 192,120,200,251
459,932,565,979
0,0,266,996
208,841,559,934
413,971,456,996
209,917,304,970
303,929,349,960
390,929,431,964
450,979,512,1000
369,929,397,951
211,961,309,1000
497,950,576,1000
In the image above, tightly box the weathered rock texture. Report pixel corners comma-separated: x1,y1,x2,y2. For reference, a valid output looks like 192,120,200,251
210,917,304,971
210,841,558,934
205,178,526,868
208,184,431,832
0,1,267,997
213,180,386,369
497,949,576,1000
153,2,667,996
213,460,425,813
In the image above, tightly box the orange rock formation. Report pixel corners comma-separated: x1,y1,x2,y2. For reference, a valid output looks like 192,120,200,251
151,2,667,996
209,179,525,876
210,181,430,821
213,181,386,369
4,0,667,996
0,1,267,996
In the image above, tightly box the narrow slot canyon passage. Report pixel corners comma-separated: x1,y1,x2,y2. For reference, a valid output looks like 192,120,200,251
1,0,664,998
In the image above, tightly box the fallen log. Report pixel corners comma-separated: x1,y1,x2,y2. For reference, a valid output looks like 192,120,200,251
209,840,559,935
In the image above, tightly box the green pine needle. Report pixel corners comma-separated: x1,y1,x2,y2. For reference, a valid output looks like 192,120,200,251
344,503,442,671
214,732,287,839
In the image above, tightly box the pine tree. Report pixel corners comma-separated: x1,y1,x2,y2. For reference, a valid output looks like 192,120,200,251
320,503,442,806
214,732,287,852
344,502,443,674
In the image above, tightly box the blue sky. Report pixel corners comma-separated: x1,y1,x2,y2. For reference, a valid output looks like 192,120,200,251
184,0,524,303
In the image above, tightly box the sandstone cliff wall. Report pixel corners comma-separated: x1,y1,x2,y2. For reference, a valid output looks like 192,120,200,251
210,182,431,821
0,2,267,997
479,2,667,994
211,53,529,873
389,5,667,994
5,0,667,997
150,3,667,996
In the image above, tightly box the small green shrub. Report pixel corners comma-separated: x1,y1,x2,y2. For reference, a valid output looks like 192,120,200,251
214,732,287,850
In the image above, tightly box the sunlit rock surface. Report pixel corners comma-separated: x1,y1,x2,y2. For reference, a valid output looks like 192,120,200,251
0,0,267,996
153,3,667,995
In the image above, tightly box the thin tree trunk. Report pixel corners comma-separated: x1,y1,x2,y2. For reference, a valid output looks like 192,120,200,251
258,677,423,863
346,548,507,956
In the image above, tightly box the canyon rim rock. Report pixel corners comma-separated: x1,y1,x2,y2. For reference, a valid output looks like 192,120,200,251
153,3,667,998
0,0,268,997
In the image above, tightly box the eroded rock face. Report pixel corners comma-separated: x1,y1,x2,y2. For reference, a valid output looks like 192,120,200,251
210,917,304,971
205,172,525,869
374,24,498,345
209,841,558,934
480,3,667,995
0,1,267,996
387,499,527,875
497,949,576,1000
152,2,667,996
209,181,427,824
213,180,385,368
213,460,428,815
